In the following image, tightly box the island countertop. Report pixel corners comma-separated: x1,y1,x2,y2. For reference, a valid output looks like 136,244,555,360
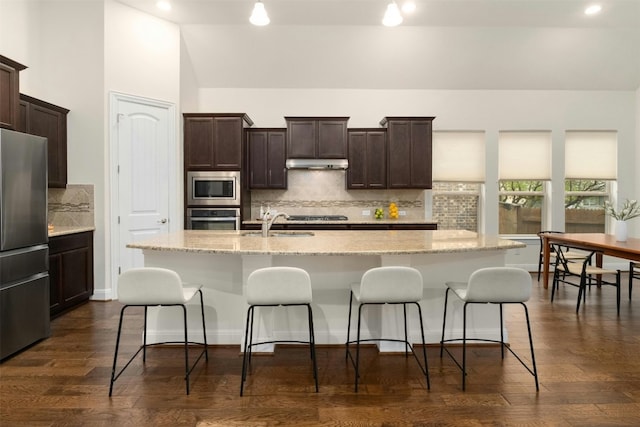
127,229,524,255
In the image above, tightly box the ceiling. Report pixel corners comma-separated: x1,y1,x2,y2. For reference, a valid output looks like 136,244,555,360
116,0,640,90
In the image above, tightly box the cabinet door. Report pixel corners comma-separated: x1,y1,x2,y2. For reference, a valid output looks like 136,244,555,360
387,119,433,189
347,131,367,188
266,131,287,188
28,101,68,188
248,131,268,188
317,119,347,158
408,120,433,189
366,131,387,188
184,116,215,169
213,116,243,170
287,120,316,158
0,56,25,130
248,130,287,189
61,246,93,306
48,253,62,313
387,121,412,188
48,232,94,318
16,100,28,133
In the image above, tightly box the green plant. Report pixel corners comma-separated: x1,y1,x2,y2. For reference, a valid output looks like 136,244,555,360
604,199,640,221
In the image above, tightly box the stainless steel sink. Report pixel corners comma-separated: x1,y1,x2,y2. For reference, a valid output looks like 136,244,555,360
241,231,315,237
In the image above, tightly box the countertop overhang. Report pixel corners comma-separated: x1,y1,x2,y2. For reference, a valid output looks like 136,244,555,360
48,226,95,238
127,229,524,256
242,219,438,225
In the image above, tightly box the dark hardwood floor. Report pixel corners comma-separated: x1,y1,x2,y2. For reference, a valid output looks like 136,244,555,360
2,274,640,426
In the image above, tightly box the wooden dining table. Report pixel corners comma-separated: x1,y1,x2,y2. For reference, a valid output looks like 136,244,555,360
541,233,640,289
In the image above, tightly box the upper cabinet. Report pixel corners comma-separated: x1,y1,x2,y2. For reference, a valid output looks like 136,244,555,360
0,55,27,130
247,128,287,189
184,113,253,171
347,129,387,189
381,117,434,189
18,94,69,188
285,117,349,159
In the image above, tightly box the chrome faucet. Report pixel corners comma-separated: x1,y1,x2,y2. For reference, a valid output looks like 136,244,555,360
262,212,290,237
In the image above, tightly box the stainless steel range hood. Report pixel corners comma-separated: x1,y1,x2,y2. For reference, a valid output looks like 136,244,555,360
285,158,348,170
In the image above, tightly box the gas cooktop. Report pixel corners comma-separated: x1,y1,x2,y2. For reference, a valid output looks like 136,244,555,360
287,215,349,221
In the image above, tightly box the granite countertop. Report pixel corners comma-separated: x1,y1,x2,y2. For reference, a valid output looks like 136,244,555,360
48,225,95,237
127,229,524,256
242,219,438,225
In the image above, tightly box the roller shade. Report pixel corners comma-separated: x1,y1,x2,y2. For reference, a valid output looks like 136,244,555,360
499,131,551,180
433,131,485,182
565,131,617,180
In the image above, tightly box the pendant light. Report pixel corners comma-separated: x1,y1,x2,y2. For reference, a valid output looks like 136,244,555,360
250,1,270,26
382,1,403,27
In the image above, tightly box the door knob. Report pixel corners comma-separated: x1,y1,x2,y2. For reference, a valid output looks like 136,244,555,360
158,218,168,224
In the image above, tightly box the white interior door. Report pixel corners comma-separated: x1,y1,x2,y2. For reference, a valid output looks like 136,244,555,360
110,92,175,296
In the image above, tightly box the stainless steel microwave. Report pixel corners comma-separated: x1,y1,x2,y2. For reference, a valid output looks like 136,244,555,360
187,171,241,206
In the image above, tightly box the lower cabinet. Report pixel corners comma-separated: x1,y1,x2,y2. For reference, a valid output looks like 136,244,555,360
49,231,94,318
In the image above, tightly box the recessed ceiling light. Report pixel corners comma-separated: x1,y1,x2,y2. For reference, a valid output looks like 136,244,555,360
402,1,416,14
584,4,602,16
156,1,171,12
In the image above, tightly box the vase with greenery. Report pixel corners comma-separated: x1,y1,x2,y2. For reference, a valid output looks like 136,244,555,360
604,199,640,242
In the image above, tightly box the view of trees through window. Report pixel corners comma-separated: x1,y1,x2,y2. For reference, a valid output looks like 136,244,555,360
498,180,608,234
564,179,607,233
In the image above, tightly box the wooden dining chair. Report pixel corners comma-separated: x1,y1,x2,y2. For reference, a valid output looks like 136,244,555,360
537,231,591,281
551,244,621,315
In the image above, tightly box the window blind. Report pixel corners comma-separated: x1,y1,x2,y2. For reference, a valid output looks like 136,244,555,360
565,131,617,180
499,131,551,180
433,131,485,182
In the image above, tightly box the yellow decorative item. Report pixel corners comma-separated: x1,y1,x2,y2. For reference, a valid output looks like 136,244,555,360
389,203,399,219
374,208,384,219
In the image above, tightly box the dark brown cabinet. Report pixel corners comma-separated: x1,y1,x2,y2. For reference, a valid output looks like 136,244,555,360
347,129,387,189
18,94,69,188
247,128,287,189
0,55,26,130
49,231,94,318
381,117,434,189
285,117,348,159
184,113,253,171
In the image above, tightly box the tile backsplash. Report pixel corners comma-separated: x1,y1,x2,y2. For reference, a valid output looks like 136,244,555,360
48,184,94,227
250,170,425,220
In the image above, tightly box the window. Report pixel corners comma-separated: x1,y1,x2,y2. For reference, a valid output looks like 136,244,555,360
498,131,551,235
564,179,608,233
499,181,546,234
432,131,484,231
432,182,481,232
564,131,617,233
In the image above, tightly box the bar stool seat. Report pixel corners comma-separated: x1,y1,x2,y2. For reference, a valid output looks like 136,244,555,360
440,267,538,391
109,267,208,396
345,266,430,392
240,266,318,396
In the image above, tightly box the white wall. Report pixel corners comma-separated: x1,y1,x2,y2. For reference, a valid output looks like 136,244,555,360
1,0,106,293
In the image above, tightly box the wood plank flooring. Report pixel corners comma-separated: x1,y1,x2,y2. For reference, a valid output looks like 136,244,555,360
2,274,640,426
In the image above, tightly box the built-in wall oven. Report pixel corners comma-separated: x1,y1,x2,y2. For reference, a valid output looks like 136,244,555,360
187,171,241,206
186,208,240,231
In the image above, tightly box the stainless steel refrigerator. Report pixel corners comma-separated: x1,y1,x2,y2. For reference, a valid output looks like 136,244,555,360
0,128,50,360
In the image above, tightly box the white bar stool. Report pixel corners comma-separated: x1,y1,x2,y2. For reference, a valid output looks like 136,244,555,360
109,267,208,396
240,266,318,396
345,266,430,392
440,267,538,391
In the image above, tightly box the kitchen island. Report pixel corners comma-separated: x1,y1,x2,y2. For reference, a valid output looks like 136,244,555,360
127,229,524,350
